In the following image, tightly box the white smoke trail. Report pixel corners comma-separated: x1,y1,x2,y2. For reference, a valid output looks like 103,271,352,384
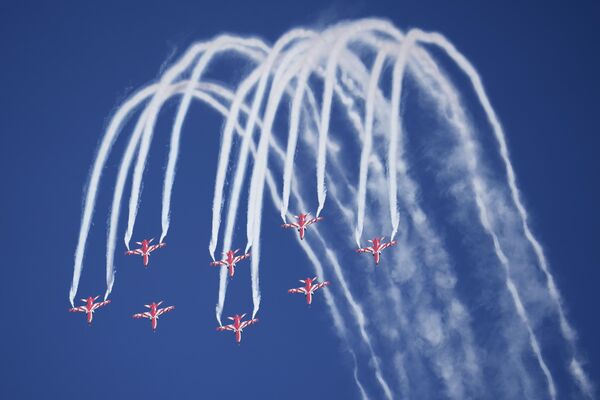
280,152,395,399
241,32,314,245
244,36,326,319
409,28,590,396
159,38,268,244
213,64,270,322
354,49,387,247
243,41,403,394
68,21,400,400
207,30,311,257
122,37,267,251
103,40,267,299
314,23,364,216
417,29,579,344
214,67,266,321
387,34,417,241
105,79,266,299
397,33,556,397
292,40,459,395
308,49,481,397
570,359,594,398
352,351,370,400
474,178,557,399
122,42,207,251
208,64,266,262
70,19,589,399
336,26,568,394
202,71,394,397
280,37,322,222
69,85,158,306
203,84,377,397
346,39,486,396
215,35,313,323
315,20,392,217
105,104,149,298
285,46,420,396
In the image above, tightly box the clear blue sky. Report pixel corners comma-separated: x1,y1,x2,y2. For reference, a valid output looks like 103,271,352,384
0,1,598,398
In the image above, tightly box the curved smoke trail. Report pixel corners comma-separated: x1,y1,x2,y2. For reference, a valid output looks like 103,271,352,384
69,18,591,399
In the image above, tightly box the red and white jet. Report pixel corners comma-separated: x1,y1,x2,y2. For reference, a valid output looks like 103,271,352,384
69,296,111,325
132,301,175,331
288,277,330,305
356,237,397,265
216,314,259,344
281,213,323,240
210,249,251,278
125,238,166,267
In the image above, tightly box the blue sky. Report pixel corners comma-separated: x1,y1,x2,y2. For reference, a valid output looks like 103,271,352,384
0,1,599,399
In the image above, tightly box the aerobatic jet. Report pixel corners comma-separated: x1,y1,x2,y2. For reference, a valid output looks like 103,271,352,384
125,238,166,267
216,314,259,344
356,237,397,265
281,213,323,240
288,277,330,305
69,296,111,325
210,249,251,278
132,301,175,331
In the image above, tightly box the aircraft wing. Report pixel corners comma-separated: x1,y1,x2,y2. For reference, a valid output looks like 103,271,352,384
126,249,143,256
312,281,330,292
92,300,111,311
356,246,374,254
288,287,307,294
216,324,236,332
281,223,299,229
69,306,87,313
240,318,258,329
210,260,227,267
380,241,397,250
157,306,175,316
233,253,250,264
133,312,151,319
305,216,323,226
148,243,166,253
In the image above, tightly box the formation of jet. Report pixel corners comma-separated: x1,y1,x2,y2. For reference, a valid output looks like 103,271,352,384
70,212,399,343
125,238,166,267
282,213,323,240
356,237,397,265
210,249,251,278
133,301,175,331
288,277,330,305
216,314,259,344
69,296,111,325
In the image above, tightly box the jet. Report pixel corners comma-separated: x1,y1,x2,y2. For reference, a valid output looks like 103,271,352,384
125,238,166,267
69,296,111,325
216,314,259,344
281,213,323,240
210,249,251,278
356,237,397,265
132,301,175,331
288,277,330,305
